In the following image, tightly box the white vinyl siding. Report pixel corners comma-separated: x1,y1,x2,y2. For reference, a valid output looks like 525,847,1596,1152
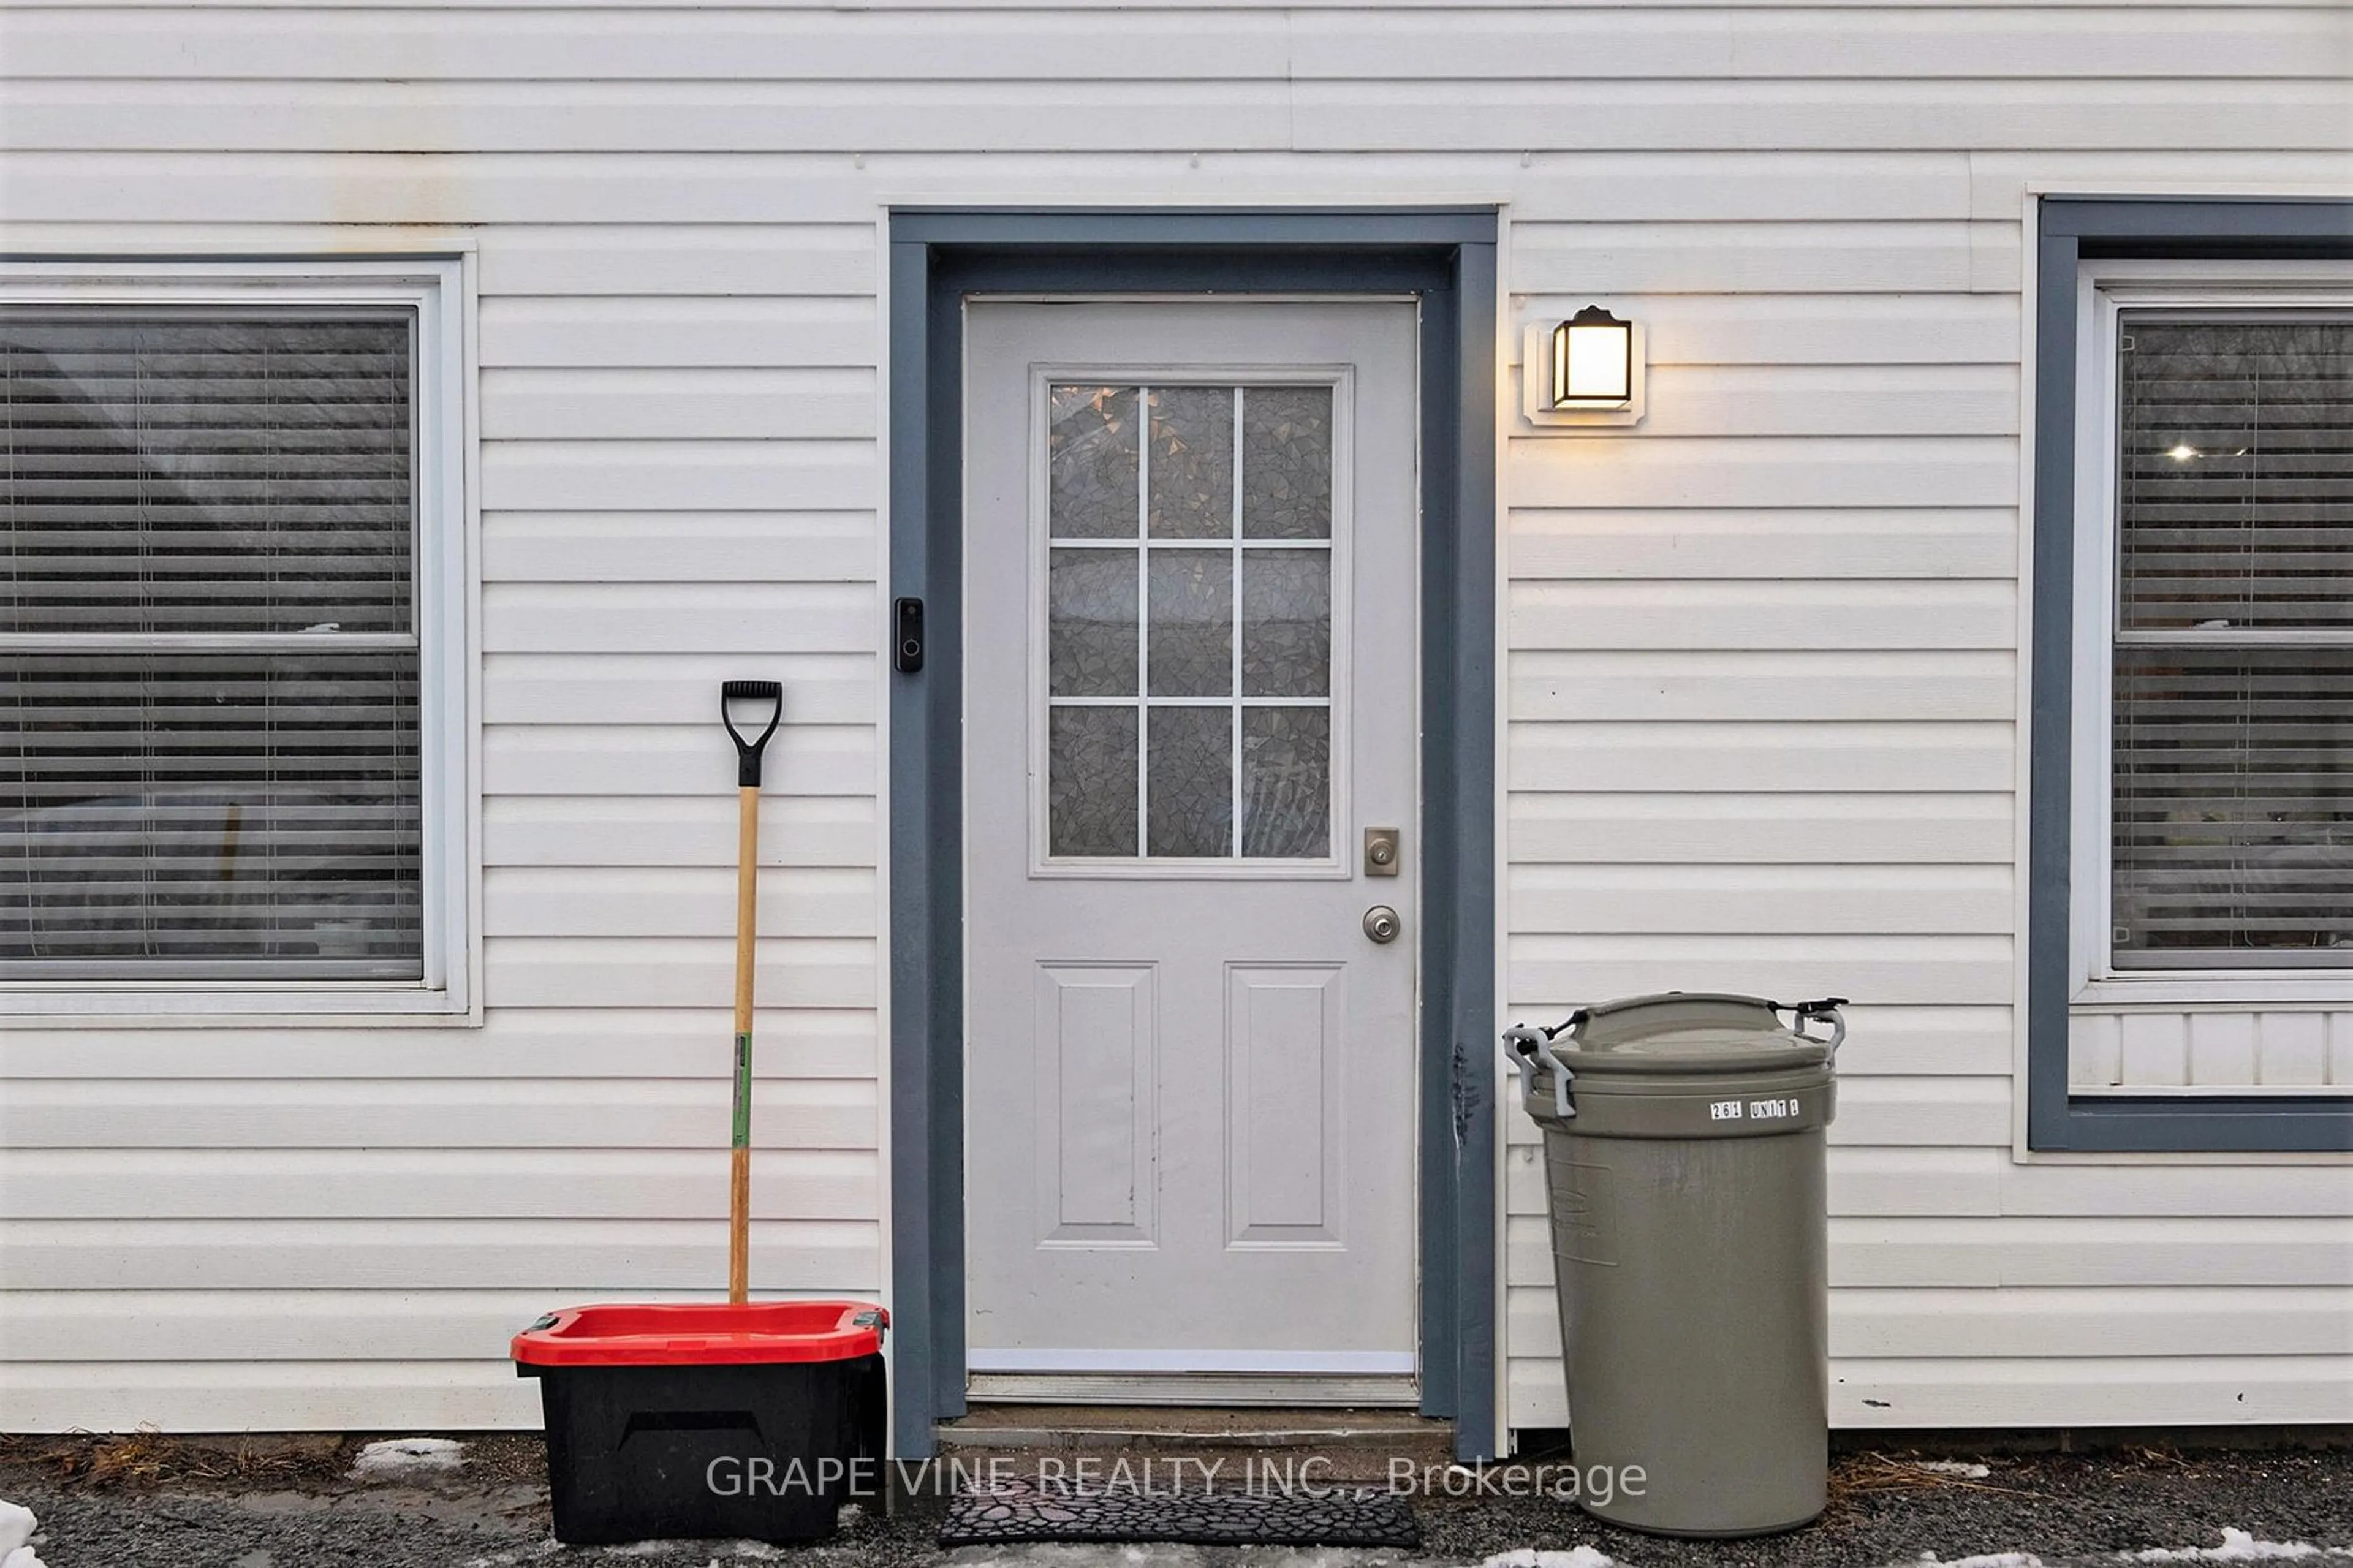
0,0,2347,1438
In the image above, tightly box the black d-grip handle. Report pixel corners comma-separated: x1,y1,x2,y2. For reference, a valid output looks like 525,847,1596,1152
721,680,784,787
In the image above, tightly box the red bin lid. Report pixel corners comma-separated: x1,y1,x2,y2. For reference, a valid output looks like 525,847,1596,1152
511,1300,887,1366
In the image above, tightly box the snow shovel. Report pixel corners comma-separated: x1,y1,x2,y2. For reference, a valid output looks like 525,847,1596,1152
720,680,783,1303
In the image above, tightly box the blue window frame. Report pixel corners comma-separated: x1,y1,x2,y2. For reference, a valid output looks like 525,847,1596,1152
2029,197,2353,1153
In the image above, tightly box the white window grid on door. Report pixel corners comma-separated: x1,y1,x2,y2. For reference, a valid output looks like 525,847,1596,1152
1026,365,1354,879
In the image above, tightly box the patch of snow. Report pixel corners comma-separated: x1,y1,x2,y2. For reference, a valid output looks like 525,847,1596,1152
1913,1555,2044,1568
350,1436,466,1475
2124,1531,2353,1562
462,1547,562,1568
463,1546,562,1568
1477,1549,1620,1568
1246,1553,1410,1568
0,1501,44,1568
1913,1460,1993,1479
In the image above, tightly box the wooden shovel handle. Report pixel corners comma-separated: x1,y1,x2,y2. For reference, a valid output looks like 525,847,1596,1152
729,782,759,1303
735,785,759,1036
729,1146,751,1303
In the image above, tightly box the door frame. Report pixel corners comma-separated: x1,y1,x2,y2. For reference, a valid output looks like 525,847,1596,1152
886,209,1499,1462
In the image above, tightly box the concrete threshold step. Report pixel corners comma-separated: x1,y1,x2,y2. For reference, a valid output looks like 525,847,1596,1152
934,1406,1456,1485
940,1404,1452,1450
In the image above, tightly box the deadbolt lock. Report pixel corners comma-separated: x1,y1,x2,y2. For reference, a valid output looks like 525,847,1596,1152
1363,906,1401,944
1365,826,1400,877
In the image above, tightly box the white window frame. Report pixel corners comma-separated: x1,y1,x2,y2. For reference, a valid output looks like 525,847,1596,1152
2068,257,2353,1008
0,257,476,1022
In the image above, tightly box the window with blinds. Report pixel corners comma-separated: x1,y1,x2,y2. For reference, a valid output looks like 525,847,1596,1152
2111,314,2353,968
1,312,424,980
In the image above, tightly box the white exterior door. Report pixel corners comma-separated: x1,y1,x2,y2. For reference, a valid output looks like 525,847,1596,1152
962,300,1420,1399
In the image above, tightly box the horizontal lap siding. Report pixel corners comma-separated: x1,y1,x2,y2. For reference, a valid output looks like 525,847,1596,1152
0,36,891,1427
1491,0,2352,1433
0,0,2347,1436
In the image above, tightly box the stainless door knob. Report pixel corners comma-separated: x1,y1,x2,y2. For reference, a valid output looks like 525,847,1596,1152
1363,906,1401,944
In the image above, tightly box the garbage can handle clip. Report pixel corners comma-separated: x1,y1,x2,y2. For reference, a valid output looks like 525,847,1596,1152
1501,1018,1578,1119
1787,996,1848,1066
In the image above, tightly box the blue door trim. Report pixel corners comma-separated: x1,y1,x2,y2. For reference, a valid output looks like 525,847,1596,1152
886,208,1500,1460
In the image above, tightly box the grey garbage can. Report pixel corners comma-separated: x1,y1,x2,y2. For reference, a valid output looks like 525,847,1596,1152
1504,991,1845,1538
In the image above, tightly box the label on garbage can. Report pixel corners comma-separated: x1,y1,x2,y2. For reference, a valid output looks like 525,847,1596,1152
1709,1095,1803,1124
1537,1078,1833,1139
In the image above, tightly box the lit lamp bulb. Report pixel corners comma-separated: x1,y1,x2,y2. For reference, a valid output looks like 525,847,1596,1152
1552,306,1634,409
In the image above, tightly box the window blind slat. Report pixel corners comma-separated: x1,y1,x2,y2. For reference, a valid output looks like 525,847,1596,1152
2111,315,2353,969
2,316,414,639
2112,644,2353,967
0,652,424,979
2,308,425,983
2119,320,2353,634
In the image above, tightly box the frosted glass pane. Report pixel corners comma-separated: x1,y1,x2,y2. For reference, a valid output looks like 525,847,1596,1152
1048,548,1139,697
1240,548,1331,698
1241,386,1333,540
1048,706,1138,857
1146,706,1232,858
1241,708,1330,859
1147,549,1232,698
1050,385,1139,540
1148,385,1235,539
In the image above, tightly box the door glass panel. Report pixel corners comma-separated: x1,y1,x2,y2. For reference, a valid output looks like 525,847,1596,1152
1148,386,1235,539
1044,381,1336,863
1147,549,1233,697
1048,706,1139,857
1146,707,1234,857
1240,549,1332,698
1241,386,1334,540
1241,707,1332,859
1050,385,1140,539
1049,548,1139,697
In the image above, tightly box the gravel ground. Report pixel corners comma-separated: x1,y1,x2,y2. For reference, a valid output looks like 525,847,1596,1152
2,1436,2349,1568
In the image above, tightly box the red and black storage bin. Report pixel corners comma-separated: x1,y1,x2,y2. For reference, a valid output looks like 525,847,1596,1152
512,1301,887,1545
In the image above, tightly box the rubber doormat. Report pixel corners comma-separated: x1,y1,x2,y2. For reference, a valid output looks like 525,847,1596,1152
939,1476,1421,1548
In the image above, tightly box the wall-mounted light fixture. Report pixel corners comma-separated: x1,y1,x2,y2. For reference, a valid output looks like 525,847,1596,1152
1553,306,1633,409
1522,305,1646,430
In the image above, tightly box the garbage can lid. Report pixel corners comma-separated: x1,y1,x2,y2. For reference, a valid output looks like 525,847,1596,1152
512,1300,887,1366
1551,991,1833,1075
